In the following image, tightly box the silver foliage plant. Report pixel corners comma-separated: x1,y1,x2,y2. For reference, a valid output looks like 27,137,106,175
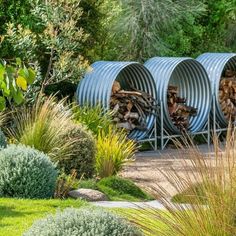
0,144,58,199
0,129,7,149
24,207,142,236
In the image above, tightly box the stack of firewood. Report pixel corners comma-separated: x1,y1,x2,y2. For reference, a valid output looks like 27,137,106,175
110,81,157,131
219,69,236,121
167,85,197,131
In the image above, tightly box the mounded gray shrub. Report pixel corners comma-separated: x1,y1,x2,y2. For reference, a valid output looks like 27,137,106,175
24,207,142,236
0,129,7,148
0,144,58,199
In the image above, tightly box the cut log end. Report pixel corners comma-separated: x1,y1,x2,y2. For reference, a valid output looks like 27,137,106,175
167,85,198,131
219,69,236,121
111,81,156,133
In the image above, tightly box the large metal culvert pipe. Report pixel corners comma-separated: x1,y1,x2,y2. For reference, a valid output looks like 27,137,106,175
144,57,212,134
197,53,236,127
76,61,157,140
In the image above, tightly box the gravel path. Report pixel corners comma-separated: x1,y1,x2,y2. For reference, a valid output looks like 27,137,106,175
121,144,218,197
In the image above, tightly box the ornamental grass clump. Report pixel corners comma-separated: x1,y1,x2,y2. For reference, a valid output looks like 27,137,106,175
125,129,236,236
9,96,73,161
9,96,96,177
24,207,142,236
96,126,137,178
0,144,57,199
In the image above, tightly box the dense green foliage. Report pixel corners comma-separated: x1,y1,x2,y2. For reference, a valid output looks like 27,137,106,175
0,144,57,199
79,177,153,201
97,176,153,201
0,129,7,148
1,0,236,78
24,207,142,236
0,59,35,109
4,0,89,98
58,124,96,178
0,0,35,33
73,105,113,136
0,198,86,236
102,0,236,61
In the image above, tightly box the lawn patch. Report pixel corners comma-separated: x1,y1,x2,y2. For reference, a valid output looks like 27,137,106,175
0,198,86,236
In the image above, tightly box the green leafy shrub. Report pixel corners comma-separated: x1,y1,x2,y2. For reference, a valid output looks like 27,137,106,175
0,59,35,110
24,207,142,236
0,144,57,199
0,129,7,148
73,104,113,136
79,179,98,190
96,127,136,178
97,176,152,201
5,0,89,97
58,123,96,178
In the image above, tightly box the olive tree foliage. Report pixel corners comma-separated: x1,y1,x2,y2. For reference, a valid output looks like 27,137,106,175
4,0,90,101
108,0,205,61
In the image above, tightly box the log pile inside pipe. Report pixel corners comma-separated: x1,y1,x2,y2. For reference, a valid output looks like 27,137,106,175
219,69,236,121
167,85,197,131
110,81,157,131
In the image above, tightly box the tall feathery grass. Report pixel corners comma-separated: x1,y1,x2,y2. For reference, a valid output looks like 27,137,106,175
96,126,137,178
125,128,236,236
8,96,75,161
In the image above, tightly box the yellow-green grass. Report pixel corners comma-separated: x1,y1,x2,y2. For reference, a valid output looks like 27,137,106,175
114,208,169,235
0,198,86,236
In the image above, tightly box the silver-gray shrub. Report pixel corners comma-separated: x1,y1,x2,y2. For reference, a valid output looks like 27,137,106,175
24,207,142,236
0,144,58,199
0,129,7,149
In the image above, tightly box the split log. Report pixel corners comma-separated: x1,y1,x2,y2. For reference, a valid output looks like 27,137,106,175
167,85,197,131
219,69,236,121
111,81,157,132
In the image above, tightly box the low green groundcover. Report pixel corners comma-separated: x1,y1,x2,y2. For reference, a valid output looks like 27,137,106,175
79,176,153,201
0,198,86,236
172,182,211,204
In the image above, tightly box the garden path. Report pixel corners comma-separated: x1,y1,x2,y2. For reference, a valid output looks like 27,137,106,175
121,144,222,197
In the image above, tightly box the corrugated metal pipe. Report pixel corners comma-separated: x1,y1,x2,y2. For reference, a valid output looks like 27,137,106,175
197,53,236,127
76,61,157,140
144,57,212,134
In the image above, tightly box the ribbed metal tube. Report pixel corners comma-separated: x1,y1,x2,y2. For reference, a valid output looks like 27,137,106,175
144,57,212,134
76,61,157,140
197,53,236,127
